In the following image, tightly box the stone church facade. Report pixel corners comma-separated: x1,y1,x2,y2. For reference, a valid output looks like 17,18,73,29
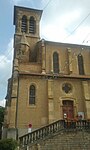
3,6,90,139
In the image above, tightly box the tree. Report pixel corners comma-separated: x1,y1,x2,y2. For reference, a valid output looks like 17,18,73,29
0,106,4,123
0,138,18,150
0,106,4,139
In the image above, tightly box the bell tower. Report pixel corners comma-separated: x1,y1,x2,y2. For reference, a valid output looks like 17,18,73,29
3,6,43,139
13,6,43,52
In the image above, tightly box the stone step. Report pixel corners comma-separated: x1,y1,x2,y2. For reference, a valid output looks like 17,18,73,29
28,131,90,150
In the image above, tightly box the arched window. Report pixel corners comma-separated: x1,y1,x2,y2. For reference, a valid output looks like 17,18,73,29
29,16,36,34
29,85,36,105
78,54,84,75
53,52,59,73
21,15,27,33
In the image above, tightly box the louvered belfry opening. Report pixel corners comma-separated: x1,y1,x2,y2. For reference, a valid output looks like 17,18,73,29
29,16,36,34
21,15,27,33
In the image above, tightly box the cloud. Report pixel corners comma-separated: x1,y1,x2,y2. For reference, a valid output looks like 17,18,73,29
0,38,13,80
0,99,6,107
39,0,90,45
40,1,90,45
0,38,13,102
0,55,12,79
6,38,14,60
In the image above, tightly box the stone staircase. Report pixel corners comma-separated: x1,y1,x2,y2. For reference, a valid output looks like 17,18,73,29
19,120,90,150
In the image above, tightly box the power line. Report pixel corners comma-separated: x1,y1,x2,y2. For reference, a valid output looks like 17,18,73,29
82,33,90,44
43,0,53,10
63,13,90,41
0,48,13,64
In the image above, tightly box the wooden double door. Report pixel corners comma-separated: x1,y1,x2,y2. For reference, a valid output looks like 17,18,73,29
63,100,74,119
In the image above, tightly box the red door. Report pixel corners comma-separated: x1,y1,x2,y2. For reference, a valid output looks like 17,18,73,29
63,100,74,119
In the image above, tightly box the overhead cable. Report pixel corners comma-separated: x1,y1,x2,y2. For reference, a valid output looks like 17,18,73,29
43,0,53,10
63,13,90,41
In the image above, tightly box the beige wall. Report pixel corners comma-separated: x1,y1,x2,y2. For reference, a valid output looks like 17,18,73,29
4,6,90,139
6,38,90,137
17,76,48,129
45,43,90,75
15,75,87,130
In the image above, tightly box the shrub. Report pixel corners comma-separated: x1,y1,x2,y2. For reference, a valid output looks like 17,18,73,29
0,138,18,150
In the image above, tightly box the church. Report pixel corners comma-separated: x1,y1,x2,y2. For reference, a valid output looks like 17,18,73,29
3,5,90,139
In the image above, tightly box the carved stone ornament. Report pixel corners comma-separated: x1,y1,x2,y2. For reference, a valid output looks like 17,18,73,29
62,83,72,94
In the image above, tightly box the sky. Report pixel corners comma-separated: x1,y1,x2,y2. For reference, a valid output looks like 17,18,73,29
0,0,90,107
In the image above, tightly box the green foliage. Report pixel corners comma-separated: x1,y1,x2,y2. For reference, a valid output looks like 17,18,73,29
0,106,4,139
0,106,4,126
0,138,18,150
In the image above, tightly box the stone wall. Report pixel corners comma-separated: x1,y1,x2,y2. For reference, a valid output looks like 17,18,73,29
28,130,90,150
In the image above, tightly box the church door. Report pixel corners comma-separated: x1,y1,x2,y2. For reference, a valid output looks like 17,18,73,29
63,100,74,119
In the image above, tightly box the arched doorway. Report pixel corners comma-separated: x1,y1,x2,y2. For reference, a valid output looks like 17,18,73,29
62,100,74,119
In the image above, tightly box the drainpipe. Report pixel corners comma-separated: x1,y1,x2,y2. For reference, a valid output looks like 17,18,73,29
15,70,19,140
13,57,19,140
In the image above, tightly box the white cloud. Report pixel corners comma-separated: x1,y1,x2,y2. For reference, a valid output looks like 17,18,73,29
0,55,12,80
0,38,13,103
41,24,67,42
0,99,6,107
0,38,13,80
41,5,90,45
41,9,83,43
40,0,90,45
7,38,14,60
62,26,90,45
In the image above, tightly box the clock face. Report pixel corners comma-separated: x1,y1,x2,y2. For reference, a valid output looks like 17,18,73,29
62,83,72,94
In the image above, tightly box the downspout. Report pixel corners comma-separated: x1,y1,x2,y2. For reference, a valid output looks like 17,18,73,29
13,56,19,140
15,70,19,140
